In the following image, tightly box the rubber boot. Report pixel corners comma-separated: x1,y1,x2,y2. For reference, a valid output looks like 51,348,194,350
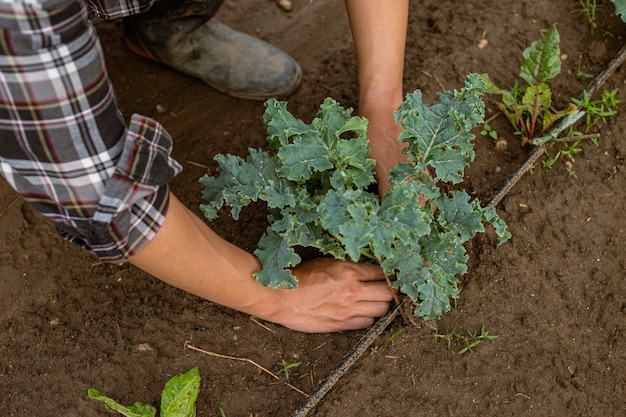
124,0,301,99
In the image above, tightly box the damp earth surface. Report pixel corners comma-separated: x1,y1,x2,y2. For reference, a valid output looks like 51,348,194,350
2,1,626,416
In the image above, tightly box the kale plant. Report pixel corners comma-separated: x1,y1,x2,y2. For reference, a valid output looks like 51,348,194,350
200,73,510,320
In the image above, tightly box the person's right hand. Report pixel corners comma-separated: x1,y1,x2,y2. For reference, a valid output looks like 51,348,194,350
265,257,394,333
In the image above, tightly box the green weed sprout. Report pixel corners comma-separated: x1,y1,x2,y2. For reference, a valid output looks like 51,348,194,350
435,325,500,355
275,360,301,380
574,0,602,31
571,88,621,132
480,123,499,140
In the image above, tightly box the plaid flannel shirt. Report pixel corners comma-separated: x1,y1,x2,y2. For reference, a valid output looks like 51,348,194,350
0,0,182,263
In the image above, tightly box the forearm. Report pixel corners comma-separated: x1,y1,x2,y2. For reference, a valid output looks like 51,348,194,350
345,0,409,195
345,0,408,111
128,193,280,320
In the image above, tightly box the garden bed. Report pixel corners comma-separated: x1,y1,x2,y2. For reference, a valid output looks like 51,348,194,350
1,0,626,416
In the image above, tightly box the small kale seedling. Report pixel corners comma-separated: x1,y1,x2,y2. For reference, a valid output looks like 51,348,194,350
88,367,201,417
200,73,510,320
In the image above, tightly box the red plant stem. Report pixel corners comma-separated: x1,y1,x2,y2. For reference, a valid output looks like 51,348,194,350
513,107,530,139
529,87,540,139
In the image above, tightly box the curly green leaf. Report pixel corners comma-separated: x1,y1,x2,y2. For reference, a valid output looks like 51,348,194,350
254,229,301,289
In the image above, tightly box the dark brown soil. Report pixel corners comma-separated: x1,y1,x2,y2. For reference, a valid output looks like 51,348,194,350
2,1,626,416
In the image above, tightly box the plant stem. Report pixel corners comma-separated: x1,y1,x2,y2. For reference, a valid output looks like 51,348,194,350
379,257,401,305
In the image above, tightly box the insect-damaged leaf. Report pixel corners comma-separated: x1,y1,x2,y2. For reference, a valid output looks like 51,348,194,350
434,191,486,243
160,367,201,417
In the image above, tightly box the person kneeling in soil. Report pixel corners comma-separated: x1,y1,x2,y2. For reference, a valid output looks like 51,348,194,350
0,0,408,333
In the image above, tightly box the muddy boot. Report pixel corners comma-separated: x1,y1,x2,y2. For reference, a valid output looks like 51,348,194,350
124,0,301,100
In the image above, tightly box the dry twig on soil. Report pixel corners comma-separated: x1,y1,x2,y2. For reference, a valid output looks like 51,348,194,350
184,341,308,396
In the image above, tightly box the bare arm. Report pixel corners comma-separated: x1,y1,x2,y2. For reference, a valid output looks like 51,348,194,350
128,193,392,333
345,0,409,196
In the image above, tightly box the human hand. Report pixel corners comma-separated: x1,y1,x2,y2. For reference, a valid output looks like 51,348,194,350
360,95,431,206
365,108,408,197
357,93,408,198
267,258,393,333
